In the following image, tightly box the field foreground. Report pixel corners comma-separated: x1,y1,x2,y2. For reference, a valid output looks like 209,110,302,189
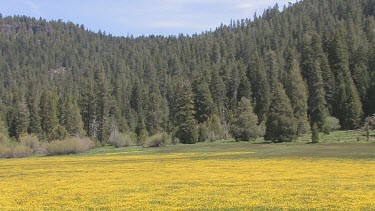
0,143,375,210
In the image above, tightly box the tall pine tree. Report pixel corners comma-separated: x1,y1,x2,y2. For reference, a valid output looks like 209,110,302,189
265,82,297,143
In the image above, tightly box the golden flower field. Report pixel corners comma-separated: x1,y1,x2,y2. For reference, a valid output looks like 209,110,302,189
0,143,375,210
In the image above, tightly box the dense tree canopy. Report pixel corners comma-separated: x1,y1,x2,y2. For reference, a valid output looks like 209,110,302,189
0,0,373,143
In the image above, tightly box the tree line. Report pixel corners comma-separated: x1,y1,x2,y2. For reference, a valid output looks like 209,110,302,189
0,0,374,145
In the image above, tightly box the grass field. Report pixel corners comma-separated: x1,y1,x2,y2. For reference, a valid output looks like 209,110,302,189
1,132,375,210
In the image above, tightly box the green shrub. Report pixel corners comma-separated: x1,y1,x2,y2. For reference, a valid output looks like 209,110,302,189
108,129,135,148
145,132,171,147
46,137,95,155
326,116,341,132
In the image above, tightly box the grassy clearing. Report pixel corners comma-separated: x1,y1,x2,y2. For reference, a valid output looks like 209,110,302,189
0,130,374,210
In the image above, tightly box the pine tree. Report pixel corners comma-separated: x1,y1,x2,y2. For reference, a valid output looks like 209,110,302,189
249,54,270,123
146,90,169,135
27,95,42,135
301,34,329,130
60,96,84,136
95,67,109,143
311,123,320,143
210,67,226,116
193,79,214,123
227,62,240,109
351,47,369,102
265,50,280,95
311,33,335,114
40,91,59,138
328,30,363,129
237,69,252,102
14,99,30,139
230,97,260,141
135,118,148,146
173,79,198,144
80,77,96,137
265,82,297,143
284,49,310,135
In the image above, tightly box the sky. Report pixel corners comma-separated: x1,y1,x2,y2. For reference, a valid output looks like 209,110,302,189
0,0,293,37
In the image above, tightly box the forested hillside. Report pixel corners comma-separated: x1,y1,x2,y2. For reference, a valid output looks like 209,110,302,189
0,0,374,145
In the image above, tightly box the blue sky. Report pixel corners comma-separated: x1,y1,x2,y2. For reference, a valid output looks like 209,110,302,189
0,0,292,37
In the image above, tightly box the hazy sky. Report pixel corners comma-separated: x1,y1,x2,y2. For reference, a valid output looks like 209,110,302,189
0,0,293,37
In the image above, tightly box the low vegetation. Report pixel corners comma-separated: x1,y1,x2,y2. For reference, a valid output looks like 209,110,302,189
0,144,374,210
0,134,95,158
46,137,95,155
144,132,171,147
108,128,135,148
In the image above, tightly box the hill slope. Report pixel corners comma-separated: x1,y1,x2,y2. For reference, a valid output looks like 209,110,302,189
0,0,374,143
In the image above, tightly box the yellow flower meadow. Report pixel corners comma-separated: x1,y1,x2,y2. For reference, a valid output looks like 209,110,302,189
0,152,374,210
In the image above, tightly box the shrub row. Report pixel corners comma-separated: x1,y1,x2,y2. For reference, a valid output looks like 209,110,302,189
46,137,95,155
0,134,95,158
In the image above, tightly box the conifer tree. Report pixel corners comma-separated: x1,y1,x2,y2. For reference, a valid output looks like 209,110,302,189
14,99,30,139
284,49,310,135
80,77,96,137
311,123,320,143
265,82,297,143
210,68,226,116
95,67,110,143
146,90,169,135
27,95,42,135
237,70,252,102
136,118,148,146
60,96,84,136
265,50,280,95
193,79,214,123
301,34,329,130
311,34,335,113
249,54,270,123
173,79,198,144
40,91,59,138
328,30,363,129
230,97,260,141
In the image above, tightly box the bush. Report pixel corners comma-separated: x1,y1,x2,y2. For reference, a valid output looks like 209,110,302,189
145,133,171,147
46,137,95,155
326,116,341,132
19,134,46,155
0,143,33,158
172,137,180,145
0,132,10,145
0,145,13,158
11,145,32,158
108,129,135,148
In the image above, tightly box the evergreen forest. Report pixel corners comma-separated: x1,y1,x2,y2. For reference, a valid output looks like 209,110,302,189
0,0,374,147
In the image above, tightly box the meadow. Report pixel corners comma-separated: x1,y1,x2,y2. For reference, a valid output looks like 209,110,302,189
1,134,375,210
